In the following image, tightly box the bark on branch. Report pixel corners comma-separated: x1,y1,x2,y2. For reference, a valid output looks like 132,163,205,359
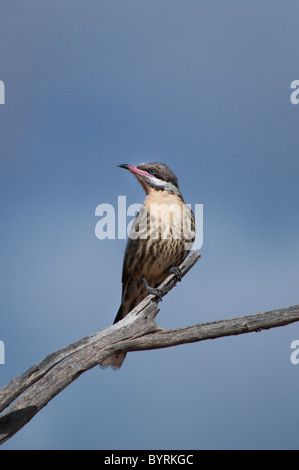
0,250,298,445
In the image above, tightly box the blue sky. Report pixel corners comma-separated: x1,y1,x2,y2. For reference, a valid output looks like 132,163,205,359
0,1,299,449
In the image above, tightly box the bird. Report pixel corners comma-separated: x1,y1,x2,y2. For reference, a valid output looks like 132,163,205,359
100,162,195,369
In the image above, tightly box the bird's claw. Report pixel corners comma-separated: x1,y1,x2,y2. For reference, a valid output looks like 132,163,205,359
169,266,182,283
142,276,163,302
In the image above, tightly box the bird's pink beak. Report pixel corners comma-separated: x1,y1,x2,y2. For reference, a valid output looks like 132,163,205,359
118,164,153,177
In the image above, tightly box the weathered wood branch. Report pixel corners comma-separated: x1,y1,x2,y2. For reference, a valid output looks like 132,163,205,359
0,249,298,445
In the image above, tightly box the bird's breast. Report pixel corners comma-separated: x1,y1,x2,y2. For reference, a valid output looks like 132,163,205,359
125,191,195,281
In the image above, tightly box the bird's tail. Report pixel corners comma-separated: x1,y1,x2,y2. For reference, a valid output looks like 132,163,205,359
99,304,127,370
100,351,127,370
113,304,125,324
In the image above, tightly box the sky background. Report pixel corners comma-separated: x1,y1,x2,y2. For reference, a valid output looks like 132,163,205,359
0,0,299,450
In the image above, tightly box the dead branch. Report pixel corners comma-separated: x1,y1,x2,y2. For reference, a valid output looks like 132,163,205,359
0,250,298,445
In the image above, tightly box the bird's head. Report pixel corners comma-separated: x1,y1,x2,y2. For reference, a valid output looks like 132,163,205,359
118,162,182,197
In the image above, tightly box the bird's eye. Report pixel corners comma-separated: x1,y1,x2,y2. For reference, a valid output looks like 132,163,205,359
149,169,155,175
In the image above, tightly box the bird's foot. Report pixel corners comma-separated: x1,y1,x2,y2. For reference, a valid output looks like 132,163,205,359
142,276,163,302
169,266,182,282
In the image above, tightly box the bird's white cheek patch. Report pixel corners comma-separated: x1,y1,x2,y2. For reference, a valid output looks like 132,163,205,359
148,176,165,187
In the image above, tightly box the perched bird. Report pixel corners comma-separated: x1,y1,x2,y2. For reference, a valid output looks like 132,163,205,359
100,162,195,369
